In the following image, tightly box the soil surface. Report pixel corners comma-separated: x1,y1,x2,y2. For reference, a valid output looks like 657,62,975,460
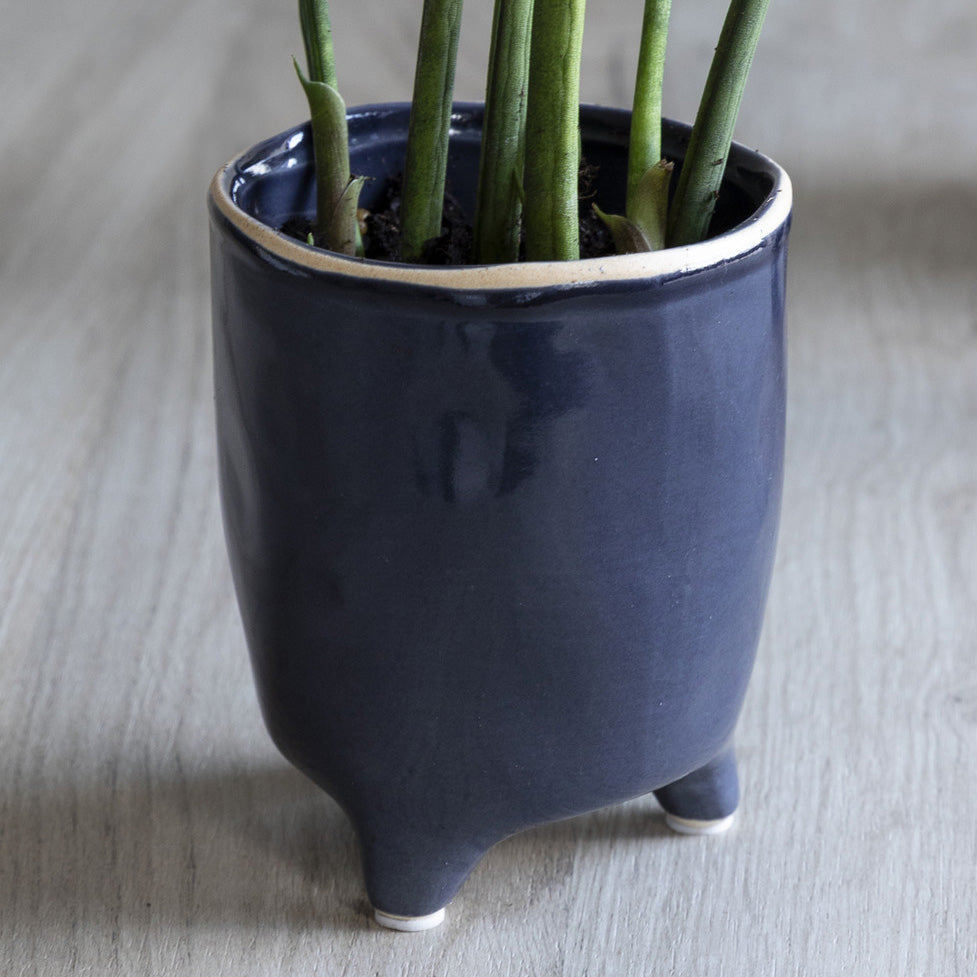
282,165,616,265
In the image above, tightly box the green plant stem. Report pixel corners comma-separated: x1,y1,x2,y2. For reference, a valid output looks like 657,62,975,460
400,0,464,262
667,0,771,247
628,0,671,212
523,0,587,262
296,0,361,255
299,0,336,87
473,0,534,265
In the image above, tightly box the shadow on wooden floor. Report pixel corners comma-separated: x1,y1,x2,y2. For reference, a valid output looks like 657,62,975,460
0,758,682,937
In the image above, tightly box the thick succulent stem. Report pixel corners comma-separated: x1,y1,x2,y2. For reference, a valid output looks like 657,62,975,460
296,0,361,255
523,0,587,263
628,0,671,210
299,0,337,88
473,0,534,265
400,0,465,262
667,0,771,247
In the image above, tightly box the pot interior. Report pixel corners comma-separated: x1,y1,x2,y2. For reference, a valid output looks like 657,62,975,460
230,103,775,244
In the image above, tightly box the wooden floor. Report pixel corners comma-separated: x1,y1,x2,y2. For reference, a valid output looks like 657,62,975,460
2,1,975,973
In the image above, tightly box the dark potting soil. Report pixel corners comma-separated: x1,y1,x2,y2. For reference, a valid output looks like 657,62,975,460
281,165,616,266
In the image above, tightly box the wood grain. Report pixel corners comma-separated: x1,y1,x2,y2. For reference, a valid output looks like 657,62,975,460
2,1,975,974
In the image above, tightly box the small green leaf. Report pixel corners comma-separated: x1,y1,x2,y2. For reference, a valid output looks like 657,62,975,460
597,159,672,255
628,159,673,252
593,205,653,255
329,175,368,256
294,59,362,256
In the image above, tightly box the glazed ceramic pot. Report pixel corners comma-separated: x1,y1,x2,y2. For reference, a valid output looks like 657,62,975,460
208,103,792,930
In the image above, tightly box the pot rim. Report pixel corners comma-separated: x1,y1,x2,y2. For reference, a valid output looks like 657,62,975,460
209,103,792,292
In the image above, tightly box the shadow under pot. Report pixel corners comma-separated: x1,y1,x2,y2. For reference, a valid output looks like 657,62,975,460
208,102,792,931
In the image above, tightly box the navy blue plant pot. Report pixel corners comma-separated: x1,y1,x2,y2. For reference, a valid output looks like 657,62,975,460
208,103,792,930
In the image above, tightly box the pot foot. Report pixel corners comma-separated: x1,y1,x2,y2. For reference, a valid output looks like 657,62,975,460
360,827,486,926
373,907,446,932
654,746,739,828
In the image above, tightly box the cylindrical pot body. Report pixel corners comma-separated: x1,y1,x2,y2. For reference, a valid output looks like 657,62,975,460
208,103,792,922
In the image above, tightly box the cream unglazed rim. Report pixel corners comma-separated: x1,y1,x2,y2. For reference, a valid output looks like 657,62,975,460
210,155,791,292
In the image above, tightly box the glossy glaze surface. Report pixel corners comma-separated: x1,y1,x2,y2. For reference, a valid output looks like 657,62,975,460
208,104,791,920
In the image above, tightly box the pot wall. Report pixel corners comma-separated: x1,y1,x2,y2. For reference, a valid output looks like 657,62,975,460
208,104,791,920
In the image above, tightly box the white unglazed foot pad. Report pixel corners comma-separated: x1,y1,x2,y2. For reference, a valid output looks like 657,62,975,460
374,907,446,932
665,811,736,836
